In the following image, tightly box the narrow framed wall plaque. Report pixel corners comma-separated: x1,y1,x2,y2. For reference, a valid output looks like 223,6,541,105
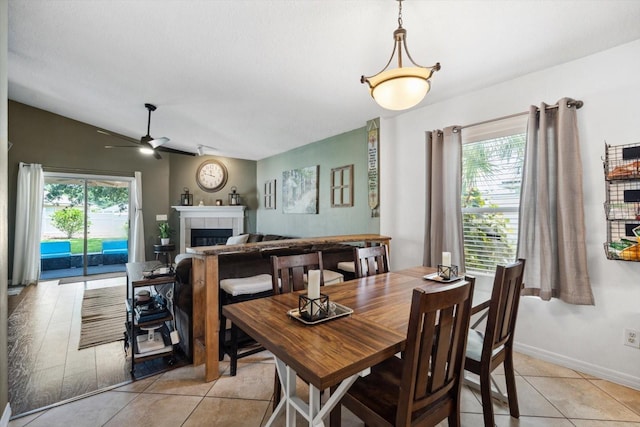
264,179,276,209
367,119,379,210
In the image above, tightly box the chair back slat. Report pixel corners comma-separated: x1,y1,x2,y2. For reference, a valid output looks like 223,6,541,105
354,245,391,278
430,306,455,390
270,252,324,294
415,312,436,399
396,278,475,425
485,259,526,355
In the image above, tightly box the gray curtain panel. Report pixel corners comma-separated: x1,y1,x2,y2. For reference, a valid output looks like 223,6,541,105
517,98,594,305
424,127,465,271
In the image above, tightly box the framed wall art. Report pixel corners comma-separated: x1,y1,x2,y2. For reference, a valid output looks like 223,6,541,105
282,165,319,214
331,164,354,207
264,179,276,209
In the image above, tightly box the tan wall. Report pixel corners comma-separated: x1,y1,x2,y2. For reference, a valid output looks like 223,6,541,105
7,101,257,274
169,154,258,245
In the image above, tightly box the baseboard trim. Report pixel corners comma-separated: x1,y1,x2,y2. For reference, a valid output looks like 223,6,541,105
514,342,640,391
1,403,11,427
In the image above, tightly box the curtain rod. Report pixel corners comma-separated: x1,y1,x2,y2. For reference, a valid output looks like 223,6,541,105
453,99,583,133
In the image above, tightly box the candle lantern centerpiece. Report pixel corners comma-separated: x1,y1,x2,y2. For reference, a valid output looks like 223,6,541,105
438,251,458,280
299,294,330,322
437,264,459,280
228,186,240,206
181,187,193,206
299,269,329,321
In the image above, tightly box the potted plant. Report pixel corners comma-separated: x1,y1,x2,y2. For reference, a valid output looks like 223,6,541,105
158,222,172,245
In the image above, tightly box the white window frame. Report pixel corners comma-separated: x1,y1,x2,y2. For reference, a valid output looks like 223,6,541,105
461,115,528,275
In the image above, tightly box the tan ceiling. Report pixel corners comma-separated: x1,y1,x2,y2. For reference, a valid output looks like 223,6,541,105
8,0,640,161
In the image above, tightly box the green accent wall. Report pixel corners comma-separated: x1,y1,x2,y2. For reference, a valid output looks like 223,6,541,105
256,127,380,237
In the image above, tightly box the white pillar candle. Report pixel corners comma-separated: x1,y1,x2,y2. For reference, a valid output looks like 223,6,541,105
442,252,451,267
308,269,321,300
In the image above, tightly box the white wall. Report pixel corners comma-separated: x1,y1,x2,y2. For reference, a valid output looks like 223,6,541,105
380,39,640,389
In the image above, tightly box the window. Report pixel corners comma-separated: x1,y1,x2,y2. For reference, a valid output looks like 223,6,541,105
461,116,527,274
331,165,354,207
264,179,276,209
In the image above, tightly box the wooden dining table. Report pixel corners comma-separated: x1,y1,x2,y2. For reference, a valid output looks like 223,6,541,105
222,265,481,427
188,234,392,382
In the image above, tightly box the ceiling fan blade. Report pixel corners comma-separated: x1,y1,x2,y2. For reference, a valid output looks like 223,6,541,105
157,146,196,156
98,129,140,145
105,145,163,160
105,145,140,149
149,136,170,149
100,104,173,161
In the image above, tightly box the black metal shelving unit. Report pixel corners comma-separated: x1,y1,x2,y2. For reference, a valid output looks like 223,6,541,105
126,261,176,377
603,142,640,261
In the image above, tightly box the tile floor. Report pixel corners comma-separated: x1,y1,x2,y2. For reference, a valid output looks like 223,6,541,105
8,350,640,427
7,278,132,416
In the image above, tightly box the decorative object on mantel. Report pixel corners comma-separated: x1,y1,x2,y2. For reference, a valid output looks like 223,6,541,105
181,187,193,206
361,0,440,111
216,199,223,206
228,186,240,206
158,221,172,245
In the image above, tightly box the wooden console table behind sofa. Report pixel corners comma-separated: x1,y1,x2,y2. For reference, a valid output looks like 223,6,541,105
186,234,392,381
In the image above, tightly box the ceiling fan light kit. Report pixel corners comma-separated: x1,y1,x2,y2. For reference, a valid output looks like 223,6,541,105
361,0,440,111
100,103,195,159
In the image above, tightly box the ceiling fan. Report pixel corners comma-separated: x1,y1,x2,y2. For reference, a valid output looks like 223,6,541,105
101,103,195,159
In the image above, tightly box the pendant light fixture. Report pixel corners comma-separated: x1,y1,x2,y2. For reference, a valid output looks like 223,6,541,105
361,0,440,111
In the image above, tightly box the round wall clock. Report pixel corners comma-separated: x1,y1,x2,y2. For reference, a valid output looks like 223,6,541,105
196,159,228,192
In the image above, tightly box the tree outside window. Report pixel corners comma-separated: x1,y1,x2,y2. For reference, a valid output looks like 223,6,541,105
461,134,525,273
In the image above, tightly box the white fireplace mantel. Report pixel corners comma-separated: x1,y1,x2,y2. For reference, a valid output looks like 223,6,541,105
172,205,246,253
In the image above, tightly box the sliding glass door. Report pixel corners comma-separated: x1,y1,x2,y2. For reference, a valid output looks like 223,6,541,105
41,173,133,280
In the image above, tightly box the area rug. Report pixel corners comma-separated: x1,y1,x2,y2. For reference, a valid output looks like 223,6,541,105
79,285,126,350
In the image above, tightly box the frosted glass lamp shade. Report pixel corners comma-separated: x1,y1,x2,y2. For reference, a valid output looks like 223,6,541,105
367,67,432,110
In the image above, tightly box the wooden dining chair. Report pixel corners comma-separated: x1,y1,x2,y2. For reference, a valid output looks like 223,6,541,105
270,251,325,294
353,244,390,278
332,277,475,427
270,251,325,409
464,259,526,427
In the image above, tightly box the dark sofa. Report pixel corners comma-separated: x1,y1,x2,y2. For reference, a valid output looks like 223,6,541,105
162,235,358,360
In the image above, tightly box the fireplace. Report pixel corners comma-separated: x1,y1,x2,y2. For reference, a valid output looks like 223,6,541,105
191,228,233,247
172,205,246,253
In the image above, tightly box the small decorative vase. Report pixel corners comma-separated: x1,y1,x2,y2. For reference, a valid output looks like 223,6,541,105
161,238,170,245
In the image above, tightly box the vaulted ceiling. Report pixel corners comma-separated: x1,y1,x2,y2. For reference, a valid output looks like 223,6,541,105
8,0,640,160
